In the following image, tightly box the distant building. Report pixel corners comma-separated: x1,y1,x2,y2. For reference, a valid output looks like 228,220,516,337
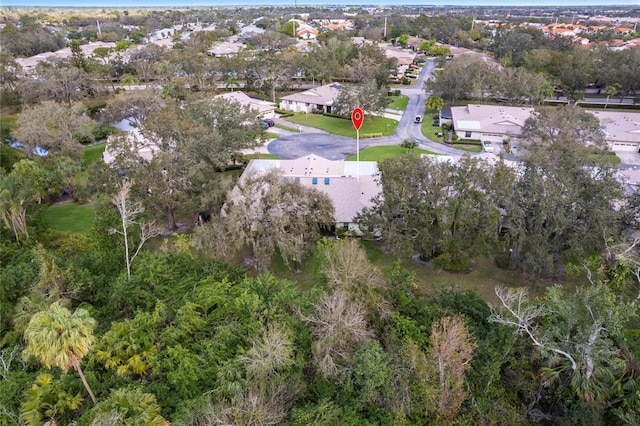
206,41,244,57
15,41,116,73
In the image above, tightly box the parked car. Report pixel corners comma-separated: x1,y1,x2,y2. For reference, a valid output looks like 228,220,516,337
415,116,422,124
261,118,275,128
407,74,417,79
482,141,494,153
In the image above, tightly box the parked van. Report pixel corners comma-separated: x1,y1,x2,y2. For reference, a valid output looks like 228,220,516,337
482,141,494,153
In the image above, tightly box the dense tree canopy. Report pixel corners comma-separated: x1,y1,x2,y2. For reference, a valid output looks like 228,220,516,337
2,7,640,426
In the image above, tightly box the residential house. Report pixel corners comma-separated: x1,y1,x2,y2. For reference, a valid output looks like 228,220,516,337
288,19,319,39
450,104,533,145
214,91,276,119
16,41,116,73
206,41,244,57
377,43,415,67
103,128,161,165
588,110,640,153
450,104,640,154
279,83,344,114
240,154,380,232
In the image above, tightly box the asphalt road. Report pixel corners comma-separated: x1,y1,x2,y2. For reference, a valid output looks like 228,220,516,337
268,59,463,159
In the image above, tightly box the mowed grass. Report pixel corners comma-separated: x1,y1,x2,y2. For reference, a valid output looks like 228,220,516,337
83,142,107,167
267,238,580,306
44,202,96,234
451,143,483,153
345,145,439,162
0,114,18,141
245,153,280,160
285,114,398,137
358,240,585,305
387,95,409,111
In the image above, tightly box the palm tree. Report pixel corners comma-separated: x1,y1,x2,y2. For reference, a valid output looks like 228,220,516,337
23,301,98,403
225,75,239,92
604,84,619,109
90,387,168,426
426,95,444,112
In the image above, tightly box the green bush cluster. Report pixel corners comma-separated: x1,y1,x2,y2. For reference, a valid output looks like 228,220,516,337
322,111,348,120
434,252,472,273
275,108,295,117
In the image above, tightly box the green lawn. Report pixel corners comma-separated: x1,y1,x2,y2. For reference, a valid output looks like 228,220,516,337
269,238,583,305
345,145,439,162
285,114,398,137
387,95,409,111
0,114,18,141
83,142,107,168
245,153,280,160
451,144,483,153
275,123,299,133
360,240,573,304
44,202,96,234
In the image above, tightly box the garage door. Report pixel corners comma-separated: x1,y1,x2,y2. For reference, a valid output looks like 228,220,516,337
612,142,639,152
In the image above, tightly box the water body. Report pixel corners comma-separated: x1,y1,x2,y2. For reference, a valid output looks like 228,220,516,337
4,1,639,8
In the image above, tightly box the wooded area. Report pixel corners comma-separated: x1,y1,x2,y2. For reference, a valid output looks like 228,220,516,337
1,5,640,425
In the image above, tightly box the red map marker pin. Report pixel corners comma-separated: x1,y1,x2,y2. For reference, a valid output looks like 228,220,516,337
351,108,364,130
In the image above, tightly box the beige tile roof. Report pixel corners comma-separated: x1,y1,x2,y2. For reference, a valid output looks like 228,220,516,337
214,91,275,116
377,43,415,66
243,155,380,224
588,110,640,144
279,83,344,106
207,41,244,56
451,104,533,136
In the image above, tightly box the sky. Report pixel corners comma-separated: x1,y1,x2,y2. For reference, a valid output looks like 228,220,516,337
2,1,640,7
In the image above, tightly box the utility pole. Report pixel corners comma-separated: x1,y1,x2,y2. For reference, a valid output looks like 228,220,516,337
384,16,387,39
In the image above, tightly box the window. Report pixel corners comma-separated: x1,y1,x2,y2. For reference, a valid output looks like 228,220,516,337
312,177,318,184
294,177,300,183
324,178,330,185
465,131,472,138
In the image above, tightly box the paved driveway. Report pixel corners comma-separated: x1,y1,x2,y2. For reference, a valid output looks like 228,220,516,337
268,133,358,160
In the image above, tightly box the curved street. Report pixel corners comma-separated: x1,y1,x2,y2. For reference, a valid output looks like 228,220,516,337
268,59,463,159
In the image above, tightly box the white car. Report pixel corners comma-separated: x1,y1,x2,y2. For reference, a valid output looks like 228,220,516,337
482,141,494,153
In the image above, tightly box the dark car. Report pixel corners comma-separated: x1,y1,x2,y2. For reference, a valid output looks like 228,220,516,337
262,118,275,127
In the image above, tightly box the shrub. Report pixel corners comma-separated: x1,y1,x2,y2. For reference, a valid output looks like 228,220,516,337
335,227,350,239
434,252,472,273
451,134,459,141
322,112,348,120
401,139,418,149
493,253,510,269
275,108,295,118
